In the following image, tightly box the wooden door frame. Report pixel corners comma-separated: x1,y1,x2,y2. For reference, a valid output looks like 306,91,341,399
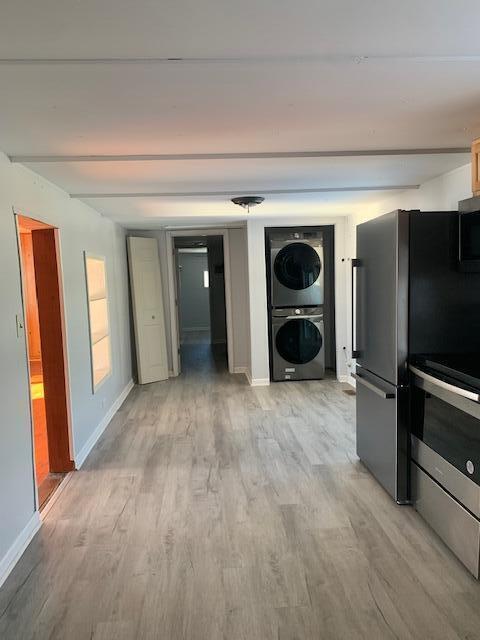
14,211,75,509
166,229,234,376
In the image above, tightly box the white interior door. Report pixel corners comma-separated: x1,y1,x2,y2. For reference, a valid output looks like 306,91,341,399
127,237,169,384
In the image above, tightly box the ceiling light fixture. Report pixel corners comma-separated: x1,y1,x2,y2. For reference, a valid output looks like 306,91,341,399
231,195,265,213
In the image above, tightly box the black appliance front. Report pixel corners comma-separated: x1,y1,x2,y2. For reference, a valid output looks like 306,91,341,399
459,211,480,272
411,385,480,487
410,358,480,488
458,196,480,272
409,362,480,577
409,211,480,357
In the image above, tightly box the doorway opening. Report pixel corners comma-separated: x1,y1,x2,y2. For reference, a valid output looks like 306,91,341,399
17,214,74,510
174,235,228,375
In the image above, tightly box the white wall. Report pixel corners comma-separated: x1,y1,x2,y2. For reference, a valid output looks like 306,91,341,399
355,163,472,227
0,151,132,585
229,228,250,372
246,216,349,385
127,228,250,374
346,164,472,265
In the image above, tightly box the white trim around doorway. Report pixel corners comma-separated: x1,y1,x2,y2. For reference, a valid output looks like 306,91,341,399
166,229,234,377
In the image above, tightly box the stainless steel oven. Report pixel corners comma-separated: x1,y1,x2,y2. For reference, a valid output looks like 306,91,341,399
410,364,480,577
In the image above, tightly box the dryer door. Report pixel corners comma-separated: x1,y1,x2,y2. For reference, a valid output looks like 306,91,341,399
274,242,321,290
272,242,323,307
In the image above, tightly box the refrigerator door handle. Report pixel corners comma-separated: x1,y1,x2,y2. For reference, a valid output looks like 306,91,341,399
409,365,480,403
354,373,395,399
351,258,361,358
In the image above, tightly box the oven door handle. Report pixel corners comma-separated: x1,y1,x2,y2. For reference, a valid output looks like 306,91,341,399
409,365,480,403
353,373,395,399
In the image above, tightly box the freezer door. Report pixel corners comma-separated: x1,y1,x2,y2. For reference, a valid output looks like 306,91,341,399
355,210,409,385
355,367,409,503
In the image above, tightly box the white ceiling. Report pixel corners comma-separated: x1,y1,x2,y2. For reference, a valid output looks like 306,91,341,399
1,1,479,227
3,1,480,59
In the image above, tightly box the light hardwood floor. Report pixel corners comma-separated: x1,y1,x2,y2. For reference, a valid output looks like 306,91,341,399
1,345,480,639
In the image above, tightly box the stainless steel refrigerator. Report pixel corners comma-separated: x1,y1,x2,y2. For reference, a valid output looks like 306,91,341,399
355,207,480,508
354,210,410,504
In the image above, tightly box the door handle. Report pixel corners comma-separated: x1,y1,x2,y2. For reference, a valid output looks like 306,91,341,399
409,365,480,402
354,373,395,399
351,258,361,358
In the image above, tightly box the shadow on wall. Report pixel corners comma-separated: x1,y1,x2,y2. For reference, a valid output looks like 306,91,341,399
207,236,227,345
126,241,139,383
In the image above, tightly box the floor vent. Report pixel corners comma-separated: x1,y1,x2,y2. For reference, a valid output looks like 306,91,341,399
343,389,356,396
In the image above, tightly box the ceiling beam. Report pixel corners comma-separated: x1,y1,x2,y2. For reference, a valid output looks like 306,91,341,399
1,55,480,66
70,185,420,199
10,148,469,163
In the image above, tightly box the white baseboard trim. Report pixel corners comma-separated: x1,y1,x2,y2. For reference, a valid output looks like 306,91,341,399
0,511,41,589
75,379,135,469
245,369,270,386
337,373,356,387
250,378,270,387
233,366,247,374
40,471,75,520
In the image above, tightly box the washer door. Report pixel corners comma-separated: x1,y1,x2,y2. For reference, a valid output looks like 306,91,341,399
275,319,322,364
273,242,321,290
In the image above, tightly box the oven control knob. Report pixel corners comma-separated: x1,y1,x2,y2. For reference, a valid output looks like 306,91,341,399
295,308,301,315
466,460,475,475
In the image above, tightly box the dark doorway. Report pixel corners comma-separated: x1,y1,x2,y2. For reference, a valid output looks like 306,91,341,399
174,235,228,375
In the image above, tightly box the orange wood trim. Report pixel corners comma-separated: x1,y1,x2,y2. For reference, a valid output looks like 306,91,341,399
19,233,43,361
53,228,75,464
31,228,74,472
472,138,480,197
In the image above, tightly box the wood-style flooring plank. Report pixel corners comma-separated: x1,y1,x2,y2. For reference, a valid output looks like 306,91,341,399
1,344,480,639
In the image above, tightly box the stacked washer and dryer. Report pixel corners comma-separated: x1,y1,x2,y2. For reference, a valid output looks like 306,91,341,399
268,229,326,381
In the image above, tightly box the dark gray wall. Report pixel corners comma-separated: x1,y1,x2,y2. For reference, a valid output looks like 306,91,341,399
178,251,210,332
323,226,336,370
207,236,227,344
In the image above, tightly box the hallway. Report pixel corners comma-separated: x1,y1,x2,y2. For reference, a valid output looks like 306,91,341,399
1,360,480,639
180,331,228,377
